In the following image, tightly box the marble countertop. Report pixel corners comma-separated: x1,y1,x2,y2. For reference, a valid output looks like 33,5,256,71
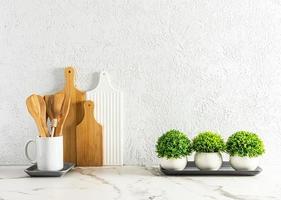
0,166,280,200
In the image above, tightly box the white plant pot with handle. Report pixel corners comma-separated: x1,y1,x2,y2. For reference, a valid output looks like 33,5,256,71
160,157,187,170
230,156,259,171
195,152,222,170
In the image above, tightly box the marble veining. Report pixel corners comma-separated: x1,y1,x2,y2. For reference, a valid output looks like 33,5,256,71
0,166,280,200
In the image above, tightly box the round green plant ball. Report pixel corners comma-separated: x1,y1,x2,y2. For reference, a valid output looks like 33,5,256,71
226,131,265,157
192,131,225,153
156,129,192,159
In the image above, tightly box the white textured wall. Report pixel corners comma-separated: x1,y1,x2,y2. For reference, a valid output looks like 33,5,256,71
1,0,281,166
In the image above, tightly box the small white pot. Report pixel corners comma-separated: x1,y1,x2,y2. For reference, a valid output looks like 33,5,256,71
230,156,259,171
195,152,222,170
160,157,187,171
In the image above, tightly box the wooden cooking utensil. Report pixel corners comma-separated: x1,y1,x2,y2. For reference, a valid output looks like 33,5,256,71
44,93,65,137
44,95,55,136
54,91,70,137
44,95,54,121
39,97,48,136
26,94,49,137
76,101,103,166
53,93,65,116
54,67,85,164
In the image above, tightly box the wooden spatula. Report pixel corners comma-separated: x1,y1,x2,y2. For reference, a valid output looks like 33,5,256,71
39,97,48,136
44,93,65,137
55,91,71,137
44,95,54,121
44,95,54,135
26,94,49,137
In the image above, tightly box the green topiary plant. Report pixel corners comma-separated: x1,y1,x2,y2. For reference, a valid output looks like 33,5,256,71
226,131,265,157
156,129,192,159
192,131,226,152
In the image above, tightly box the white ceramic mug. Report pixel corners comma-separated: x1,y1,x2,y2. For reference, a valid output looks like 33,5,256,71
25,136,63,171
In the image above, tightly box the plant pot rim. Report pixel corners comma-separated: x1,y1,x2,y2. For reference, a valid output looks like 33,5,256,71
160,156,187,160
230,155,261,158
195,152,222,154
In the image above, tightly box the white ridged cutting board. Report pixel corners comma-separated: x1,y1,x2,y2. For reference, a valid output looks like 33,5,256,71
86,72,123,165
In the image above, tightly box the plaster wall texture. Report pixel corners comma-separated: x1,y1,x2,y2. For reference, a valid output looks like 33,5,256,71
0,0,281,165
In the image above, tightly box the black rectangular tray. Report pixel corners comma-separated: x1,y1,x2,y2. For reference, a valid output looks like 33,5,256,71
160,162,262,176
24,163,74,177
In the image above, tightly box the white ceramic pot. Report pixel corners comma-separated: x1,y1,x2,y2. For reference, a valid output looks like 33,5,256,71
194,152,222,170
230,156,259,171
160,157,187,170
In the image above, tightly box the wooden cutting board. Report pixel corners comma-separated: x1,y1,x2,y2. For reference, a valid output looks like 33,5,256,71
76,101,103,166
55,67,85,164
86,71,123,165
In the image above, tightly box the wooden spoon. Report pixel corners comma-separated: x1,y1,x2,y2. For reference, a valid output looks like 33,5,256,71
45,93,65,137
55,92,71,136
26,94,49,137
44,95,54,121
